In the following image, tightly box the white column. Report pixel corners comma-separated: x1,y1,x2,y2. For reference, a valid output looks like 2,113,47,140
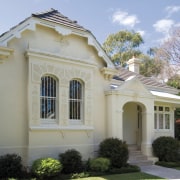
141,106,154,156
106,92,123,139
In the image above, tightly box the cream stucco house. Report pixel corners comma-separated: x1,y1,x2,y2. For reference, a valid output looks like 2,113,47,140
0,9,180,165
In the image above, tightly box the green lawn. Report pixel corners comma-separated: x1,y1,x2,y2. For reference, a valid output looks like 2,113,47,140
71,172,164,180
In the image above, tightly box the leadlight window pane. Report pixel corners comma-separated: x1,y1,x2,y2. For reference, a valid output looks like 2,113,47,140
154,106,157,111
69,80,83,120
165,114,170,129
159,106,163,111
154,113,157,129
165,107,170,112
159,114,163,129
40,76,56,119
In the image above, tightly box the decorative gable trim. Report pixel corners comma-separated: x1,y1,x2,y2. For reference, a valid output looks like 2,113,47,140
106,76,154,99
0,13,115,68
0,18,36,46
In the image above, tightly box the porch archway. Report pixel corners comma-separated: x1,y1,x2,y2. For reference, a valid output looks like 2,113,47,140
123,102,146,149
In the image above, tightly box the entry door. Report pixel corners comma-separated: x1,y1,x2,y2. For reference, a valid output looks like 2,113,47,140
137,105,142,149
123,103,139,145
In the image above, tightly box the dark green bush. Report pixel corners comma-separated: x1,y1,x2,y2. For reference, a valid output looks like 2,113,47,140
152,136,180,162
99,137,129,168
89,157,110,172
59,149,83,174
155,161,180,168
109,164,140,174
31,157,62,179
0,154,24,178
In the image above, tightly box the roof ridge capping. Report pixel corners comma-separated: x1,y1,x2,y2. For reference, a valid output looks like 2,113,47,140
32,8,59,17
31,8,87,30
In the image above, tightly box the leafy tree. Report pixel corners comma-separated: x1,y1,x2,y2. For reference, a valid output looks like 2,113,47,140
167,74,180,89
103,30,144,66
139,48,164,77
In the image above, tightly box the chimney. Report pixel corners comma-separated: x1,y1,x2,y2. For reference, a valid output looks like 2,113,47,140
127,56,141,74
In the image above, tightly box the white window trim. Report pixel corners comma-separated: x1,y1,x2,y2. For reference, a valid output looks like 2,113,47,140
154,105,171,131
40,75,58,125
69,79,84,125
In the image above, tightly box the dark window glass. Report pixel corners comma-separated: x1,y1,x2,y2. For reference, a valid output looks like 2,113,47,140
69,80,83,120
40,76,56,119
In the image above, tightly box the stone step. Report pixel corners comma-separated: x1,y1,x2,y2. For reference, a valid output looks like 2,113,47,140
128,159,154,166
128,145,139,151
128,145,154,166
129,155,148,161
129,150,142,155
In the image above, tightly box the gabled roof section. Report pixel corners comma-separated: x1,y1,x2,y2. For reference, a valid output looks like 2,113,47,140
31,8,88,32
114,66,179,94
0,8,114,68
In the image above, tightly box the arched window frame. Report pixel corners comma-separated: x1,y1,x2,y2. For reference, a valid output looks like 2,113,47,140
69,79,84,124
40,75,58,124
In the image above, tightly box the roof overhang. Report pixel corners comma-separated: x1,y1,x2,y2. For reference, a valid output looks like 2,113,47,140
151,90,180,104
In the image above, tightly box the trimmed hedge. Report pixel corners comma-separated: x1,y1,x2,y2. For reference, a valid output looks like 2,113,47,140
0,154,24,179
152,136,180,162
59,149,83,174
99,137,129,168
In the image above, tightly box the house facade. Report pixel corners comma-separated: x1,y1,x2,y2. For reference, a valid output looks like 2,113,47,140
0,9,180,165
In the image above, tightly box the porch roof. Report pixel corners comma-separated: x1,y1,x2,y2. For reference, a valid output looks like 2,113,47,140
151,90,180,100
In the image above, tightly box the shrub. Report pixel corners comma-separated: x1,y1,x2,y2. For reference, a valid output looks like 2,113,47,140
89,157,110,172
99,137,129,168
31,157,62,179
59,149,83,174
0,154,24,178
152,136,180,162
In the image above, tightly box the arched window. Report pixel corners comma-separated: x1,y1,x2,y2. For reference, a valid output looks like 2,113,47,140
69,79,83,121
40,75,57,121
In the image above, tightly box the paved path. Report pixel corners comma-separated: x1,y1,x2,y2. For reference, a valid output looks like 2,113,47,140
140,165,180,179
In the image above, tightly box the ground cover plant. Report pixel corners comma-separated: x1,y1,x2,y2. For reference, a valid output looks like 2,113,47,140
71,172,164,180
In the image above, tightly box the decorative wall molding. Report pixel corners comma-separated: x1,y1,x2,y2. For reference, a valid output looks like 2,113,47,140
0,46,14,63
28,60,94,127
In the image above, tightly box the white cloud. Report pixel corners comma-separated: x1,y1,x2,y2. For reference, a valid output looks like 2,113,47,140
137,30,145,37
112,10,140,28
165,5,180,17
153,19,174,34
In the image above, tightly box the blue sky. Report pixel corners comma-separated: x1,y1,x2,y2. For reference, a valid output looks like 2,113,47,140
1,0,180,52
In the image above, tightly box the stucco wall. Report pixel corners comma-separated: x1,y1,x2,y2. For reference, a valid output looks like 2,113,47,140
0,25,109,165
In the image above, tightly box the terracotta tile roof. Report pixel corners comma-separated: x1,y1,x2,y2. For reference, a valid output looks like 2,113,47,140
32,8,89,32
114,66,177,91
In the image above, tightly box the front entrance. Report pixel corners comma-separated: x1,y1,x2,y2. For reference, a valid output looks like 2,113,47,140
123,102,143,149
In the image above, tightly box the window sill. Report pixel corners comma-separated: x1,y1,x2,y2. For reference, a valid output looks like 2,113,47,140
29,125,94,131
154,129,171,132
